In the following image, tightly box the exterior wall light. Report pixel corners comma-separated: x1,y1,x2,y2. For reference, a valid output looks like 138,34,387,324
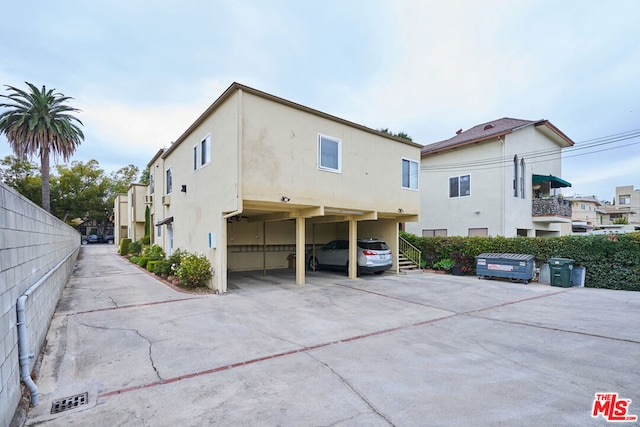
281,196,290,202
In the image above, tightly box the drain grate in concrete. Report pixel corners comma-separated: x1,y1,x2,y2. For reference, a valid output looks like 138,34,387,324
51,392,88,414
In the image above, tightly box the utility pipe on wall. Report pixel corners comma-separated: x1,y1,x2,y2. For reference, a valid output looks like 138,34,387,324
16,248,78,407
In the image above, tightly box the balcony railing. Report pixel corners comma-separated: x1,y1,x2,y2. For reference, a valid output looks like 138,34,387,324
532,197,572,219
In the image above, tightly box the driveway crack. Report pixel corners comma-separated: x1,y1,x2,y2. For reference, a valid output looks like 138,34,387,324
306,353,394,426
73,318,162,381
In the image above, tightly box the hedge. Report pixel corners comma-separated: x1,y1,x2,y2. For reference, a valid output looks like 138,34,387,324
401,231,640,291
119,238,132,256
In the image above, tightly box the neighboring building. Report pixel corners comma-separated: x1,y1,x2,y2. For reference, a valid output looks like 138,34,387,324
564,195,605,233
113,193,128,244
601,185,640,226
130,83,421,293
405,118,575,238
127,183,149,242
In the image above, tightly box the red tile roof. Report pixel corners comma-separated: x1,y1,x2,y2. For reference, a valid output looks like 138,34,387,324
421,117,572,155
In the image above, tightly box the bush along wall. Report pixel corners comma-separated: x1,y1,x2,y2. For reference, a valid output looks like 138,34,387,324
400,231,640,292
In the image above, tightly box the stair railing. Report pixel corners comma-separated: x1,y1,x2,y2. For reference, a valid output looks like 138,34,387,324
398,235,422,269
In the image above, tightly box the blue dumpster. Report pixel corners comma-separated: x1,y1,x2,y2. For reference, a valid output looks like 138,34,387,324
476,253,535,284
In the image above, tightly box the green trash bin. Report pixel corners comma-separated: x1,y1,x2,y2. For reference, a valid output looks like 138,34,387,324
549,258,574,287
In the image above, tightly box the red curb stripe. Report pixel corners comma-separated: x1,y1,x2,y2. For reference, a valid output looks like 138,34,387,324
96,312,459,400
60,297,202,317
96,287,573,400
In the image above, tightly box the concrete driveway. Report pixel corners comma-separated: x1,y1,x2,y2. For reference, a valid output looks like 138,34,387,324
22,244,640,426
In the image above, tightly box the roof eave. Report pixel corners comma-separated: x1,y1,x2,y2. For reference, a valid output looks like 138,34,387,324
534,120,575,147
163,82,423,160
421,131,512,156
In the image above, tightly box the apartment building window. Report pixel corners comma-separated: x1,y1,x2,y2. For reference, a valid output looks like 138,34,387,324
166,168,173,194
193,145,199,171
449,175,470,198
620,195,631,205
193,135,211,171
150,173,154,194
318,134,341,172
519,158,525,199
423,229,447,237
401,158,419,190
201,134,211,166
157,225,162,238
469,228,488,237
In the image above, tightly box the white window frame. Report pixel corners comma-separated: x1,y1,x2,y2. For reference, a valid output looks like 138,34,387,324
166,167,173,195
201,134,211,167
449,174,470,198
620,196,631,205
193,144,199,171
150,172,154,194
401,158,419,190
317,133,342,173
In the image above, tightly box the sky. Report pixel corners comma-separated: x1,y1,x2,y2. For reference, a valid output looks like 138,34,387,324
1,0,639,202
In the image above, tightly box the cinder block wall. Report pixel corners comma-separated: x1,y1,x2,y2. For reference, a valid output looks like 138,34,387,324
0,182,80,427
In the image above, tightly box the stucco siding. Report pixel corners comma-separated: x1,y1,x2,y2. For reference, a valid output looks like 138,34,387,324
241,92,420,215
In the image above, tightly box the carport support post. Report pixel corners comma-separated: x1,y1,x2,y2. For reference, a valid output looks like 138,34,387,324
348,219,358,279
296,216,306,285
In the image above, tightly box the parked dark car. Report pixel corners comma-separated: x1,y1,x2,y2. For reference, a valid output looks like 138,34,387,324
307,238,392,275
82,234,114,245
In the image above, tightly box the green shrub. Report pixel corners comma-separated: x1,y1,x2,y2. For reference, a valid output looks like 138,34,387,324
433,258,454,271
402,232,640,291
153,260,173,276
140,235,150,245
175,252,212,287
119,238,132,256
143,244,165,261
130,240,143,256
136,257,149,268
147,260,159,272
130,256,140,264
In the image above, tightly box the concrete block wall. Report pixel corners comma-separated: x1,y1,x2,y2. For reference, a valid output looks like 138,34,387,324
0,182,80,427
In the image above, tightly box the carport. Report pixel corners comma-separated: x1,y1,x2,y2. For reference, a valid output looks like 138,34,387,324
225,200,413,287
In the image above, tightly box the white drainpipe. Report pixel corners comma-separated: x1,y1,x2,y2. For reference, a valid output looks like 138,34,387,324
16,249,77,406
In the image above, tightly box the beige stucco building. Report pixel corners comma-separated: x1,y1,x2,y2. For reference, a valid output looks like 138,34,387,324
601,185,640,227
113,193,128,244
564,195,604,232
139,83,421,293
405,118,575,238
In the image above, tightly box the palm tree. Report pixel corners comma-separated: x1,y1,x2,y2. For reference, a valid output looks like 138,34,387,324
0,82,84,212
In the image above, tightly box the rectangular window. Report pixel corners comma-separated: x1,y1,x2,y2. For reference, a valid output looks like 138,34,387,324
157,225,162,238
449,175,470,197
620,196,631,205
201,134,211,166
193,145,199,171
401,158,419,190
318,134,341,172
469,228,489,237
166,168,173,194
422,229,447,237
150,173,154,194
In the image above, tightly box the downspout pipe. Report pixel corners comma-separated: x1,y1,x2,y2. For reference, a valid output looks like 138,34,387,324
16,295,38,406
16,248,77,407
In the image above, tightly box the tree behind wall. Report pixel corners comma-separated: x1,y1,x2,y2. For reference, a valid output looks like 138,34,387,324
0,82,84,212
